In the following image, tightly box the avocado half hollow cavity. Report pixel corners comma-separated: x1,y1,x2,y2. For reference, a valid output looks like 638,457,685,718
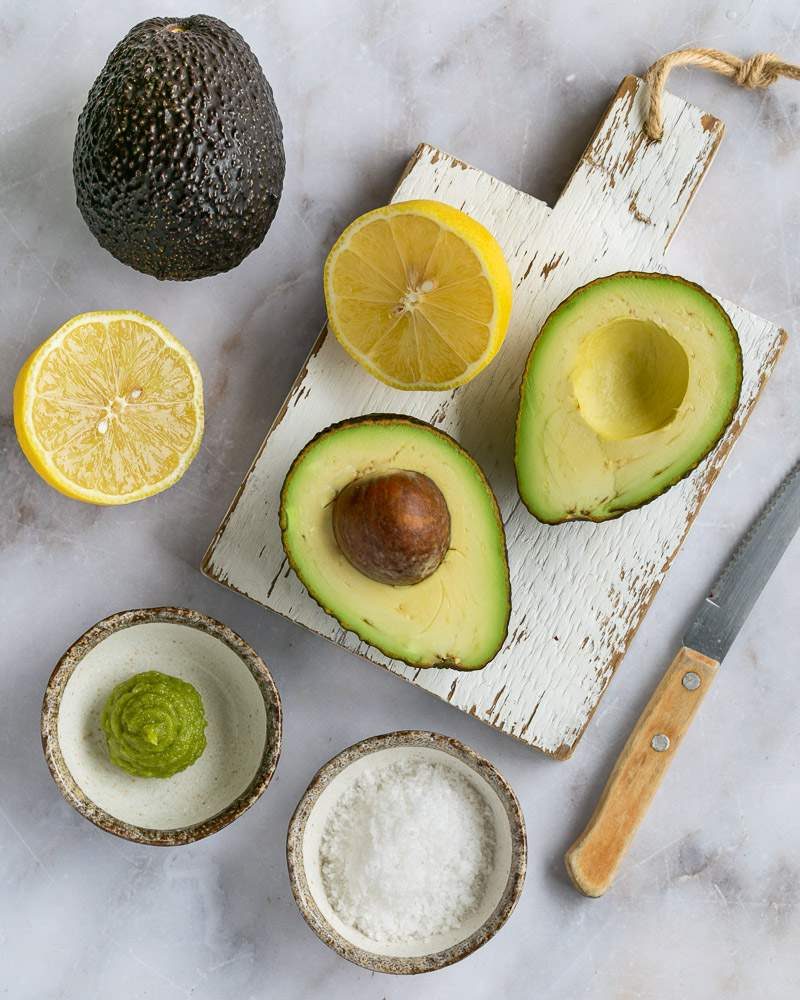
280,416,510,669
515,272,743,524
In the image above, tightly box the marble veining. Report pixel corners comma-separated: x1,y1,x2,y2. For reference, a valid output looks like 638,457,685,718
1,1,798,998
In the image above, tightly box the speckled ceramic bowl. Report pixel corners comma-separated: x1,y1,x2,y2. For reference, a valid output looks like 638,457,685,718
42,607,281,846
286,731,526,974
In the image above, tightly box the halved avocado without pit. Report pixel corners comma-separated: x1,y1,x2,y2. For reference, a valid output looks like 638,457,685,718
280,415,510,669
515,272,743,523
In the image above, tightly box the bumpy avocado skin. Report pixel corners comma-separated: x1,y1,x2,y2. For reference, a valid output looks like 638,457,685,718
73,15,285,280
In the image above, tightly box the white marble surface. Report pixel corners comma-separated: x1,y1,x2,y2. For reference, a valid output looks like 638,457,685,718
1,1,798,997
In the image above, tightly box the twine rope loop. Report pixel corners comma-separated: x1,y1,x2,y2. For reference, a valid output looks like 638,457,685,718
644,47,800,140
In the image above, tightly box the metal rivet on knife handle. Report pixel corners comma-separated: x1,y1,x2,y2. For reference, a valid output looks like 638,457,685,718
650,733,670,752
682,671,701,691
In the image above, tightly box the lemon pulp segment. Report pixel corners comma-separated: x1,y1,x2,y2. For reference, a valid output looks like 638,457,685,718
14,311,204,504
324,200,512,390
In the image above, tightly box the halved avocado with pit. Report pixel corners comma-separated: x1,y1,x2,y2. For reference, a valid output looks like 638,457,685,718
280,415,510,669
515,272,742,523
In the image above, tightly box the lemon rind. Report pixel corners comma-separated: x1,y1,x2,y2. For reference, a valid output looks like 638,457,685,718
323,200,512,391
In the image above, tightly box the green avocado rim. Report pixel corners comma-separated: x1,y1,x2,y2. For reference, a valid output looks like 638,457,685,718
279,414,511,670
515,271,744,524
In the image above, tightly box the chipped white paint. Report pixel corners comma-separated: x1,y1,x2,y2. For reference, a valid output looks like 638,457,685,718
203,77,785,758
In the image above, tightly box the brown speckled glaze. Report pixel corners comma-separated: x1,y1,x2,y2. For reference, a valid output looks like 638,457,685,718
41,607,282,846
286,730,527,975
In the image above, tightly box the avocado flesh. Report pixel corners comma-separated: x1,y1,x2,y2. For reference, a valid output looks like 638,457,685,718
281,417,510,669
516,272,742,523
73,15,284,280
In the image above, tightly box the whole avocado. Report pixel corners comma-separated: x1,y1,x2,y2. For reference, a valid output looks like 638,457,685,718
73,15,285,280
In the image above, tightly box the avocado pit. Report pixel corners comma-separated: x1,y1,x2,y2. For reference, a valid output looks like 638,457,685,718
332,470,451,586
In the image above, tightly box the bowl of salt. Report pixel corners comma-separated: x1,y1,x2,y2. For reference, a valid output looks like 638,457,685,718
286,730,526,974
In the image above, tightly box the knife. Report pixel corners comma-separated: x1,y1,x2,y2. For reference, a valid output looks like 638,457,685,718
565,458,800,897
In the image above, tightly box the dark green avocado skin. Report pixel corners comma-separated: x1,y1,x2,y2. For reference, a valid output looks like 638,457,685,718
73,15,285,280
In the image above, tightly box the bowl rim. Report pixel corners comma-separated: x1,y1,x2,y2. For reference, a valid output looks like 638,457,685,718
286,729,527,975
41,606,282,846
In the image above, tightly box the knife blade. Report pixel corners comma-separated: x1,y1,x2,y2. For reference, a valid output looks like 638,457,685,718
565,458,800,897
685,457,800,662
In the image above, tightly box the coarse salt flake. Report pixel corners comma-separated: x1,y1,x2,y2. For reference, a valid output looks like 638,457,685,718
319,757,495,944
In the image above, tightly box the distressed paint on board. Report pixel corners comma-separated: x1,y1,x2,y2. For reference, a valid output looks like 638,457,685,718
203,77,786,758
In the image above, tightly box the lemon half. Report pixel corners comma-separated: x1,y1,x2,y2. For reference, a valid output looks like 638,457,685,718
324,200,512,390
13,311,204,505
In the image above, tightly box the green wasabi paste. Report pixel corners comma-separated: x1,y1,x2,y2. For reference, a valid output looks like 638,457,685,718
101,671,207,778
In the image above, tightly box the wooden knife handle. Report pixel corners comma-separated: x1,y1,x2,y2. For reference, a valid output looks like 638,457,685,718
565,646,719,897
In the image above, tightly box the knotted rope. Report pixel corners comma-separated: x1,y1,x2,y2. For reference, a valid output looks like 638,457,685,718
644,47,800,140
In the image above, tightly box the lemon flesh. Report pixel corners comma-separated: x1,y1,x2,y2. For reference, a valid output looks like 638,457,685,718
13,311,204,505
324,200,512,390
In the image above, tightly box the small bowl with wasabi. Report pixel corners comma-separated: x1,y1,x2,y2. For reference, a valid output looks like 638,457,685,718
286,731,526,974
41,607,281,846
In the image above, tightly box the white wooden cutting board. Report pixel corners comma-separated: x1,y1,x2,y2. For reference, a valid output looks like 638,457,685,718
203,76,786,758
